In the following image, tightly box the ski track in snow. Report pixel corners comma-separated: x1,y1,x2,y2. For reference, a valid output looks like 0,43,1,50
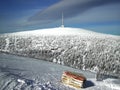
0,53,119,90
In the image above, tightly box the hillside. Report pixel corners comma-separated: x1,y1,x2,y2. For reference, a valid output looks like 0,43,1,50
0,27,120,79
0,53,120,90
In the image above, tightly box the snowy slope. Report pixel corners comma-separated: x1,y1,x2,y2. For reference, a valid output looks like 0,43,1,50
7,27,119,38
0,53,120,90
0,27,120,80
7,27,97,36
0,27,120,90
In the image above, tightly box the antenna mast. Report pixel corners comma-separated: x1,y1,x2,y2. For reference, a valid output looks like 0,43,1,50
61,12,64,28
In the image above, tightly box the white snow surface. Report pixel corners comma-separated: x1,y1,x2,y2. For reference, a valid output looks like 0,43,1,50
103,78,120,90
0,53,120,90
11,27,95,36
0,27,120,90
8,27,119,38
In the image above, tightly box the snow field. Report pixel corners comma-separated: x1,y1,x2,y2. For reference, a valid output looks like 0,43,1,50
0,53,120,90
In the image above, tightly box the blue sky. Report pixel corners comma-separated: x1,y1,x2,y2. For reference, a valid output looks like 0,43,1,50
0,0,120,35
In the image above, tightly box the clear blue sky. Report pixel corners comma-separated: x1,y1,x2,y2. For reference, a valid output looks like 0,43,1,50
0,0,120,35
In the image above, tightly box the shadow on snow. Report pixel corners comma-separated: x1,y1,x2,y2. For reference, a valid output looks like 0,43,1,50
84,80,95,88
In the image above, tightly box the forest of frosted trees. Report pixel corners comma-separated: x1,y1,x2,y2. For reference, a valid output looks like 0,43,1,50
0,33,120,79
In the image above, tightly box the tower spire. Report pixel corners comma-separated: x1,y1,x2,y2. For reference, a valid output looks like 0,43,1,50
61,12,64,28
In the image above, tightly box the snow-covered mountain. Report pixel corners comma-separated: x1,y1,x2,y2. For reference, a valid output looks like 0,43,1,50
0,27,120,79
4,27,119,38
